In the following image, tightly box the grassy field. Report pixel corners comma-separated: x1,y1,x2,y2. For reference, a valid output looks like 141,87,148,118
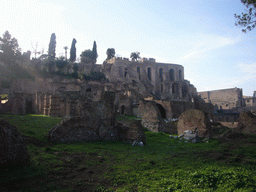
0,114,256,191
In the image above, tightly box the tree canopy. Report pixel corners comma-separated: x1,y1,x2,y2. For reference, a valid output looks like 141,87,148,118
48,33,56,59
80,49,95,64
130,51,140,61
0,31,20,63
106,48,115,60
235,0,256,32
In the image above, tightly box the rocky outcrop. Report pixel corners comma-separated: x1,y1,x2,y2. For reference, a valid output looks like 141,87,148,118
48,117,146,144
0,119,30,169
177,109,212,138
237,111,256,135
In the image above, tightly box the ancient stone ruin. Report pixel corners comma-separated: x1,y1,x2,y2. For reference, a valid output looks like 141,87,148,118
1,56,216,138
0,119,30,169
177,109,212,138
237,111,256,135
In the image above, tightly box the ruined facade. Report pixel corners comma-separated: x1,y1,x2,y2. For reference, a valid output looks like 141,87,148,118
2,56,214,134
198,88,244,110
103,57,197,101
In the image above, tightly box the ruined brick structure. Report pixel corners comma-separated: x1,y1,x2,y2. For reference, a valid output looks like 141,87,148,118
198,88,244,110
5,56,214,133
103,57,197,101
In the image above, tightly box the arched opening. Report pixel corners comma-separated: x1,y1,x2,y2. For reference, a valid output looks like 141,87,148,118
156,103,166,119
124,68,128,78
179,70,182,80
172,83,179,94
169,69,174,81
182,85,188,97
137,67,140,79
121,105,125,115
161,84,163,93
147,67,151,81
159,68,163,82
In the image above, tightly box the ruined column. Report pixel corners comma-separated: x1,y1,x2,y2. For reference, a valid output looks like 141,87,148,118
43,94,50,116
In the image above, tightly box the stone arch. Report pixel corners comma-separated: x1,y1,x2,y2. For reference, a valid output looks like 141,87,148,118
156,103,166,119
169,69,174,81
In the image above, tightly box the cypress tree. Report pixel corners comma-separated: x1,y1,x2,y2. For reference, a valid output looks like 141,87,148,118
92,41,98,64
70,38,77,62
48,33,56,59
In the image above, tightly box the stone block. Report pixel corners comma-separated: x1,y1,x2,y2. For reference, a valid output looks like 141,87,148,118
0,119,30,169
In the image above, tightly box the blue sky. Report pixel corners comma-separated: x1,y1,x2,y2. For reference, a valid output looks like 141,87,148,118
1,0,255,96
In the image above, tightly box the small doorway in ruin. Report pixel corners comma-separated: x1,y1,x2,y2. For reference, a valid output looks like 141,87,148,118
26,99,33,114
156,103,166,119
121,105,125,115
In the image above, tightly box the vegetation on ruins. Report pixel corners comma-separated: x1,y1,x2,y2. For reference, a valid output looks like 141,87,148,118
0,31,20,64
1,114,256,191
80,49,95,64
82,71,106,81
80,41,98,64
235,0,256,32
106,48,115,60
130,51,140,61
0,31,34,88
48,33,56,59
69,38,77,62
55,56,68,73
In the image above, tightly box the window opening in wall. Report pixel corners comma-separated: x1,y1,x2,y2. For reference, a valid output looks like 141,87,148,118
147,67,151,81
159,68,163,82
179,70,182,80
137,67,140,79
121,105,125,115
124,68,128,78
169,69,174,81
161,84,163,93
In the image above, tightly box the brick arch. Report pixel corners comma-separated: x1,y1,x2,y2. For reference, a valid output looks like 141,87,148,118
156,103,166,119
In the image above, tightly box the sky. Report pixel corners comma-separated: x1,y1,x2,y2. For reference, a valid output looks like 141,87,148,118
0,0,255,96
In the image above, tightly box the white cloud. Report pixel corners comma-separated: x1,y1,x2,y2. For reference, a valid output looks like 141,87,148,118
237,63,256,74
177,34,239,63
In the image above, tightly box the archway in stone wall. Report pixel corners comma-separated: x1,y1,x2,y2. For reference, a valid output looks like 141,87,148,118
156,103,166,119
169,69,174,81
182,85,188,98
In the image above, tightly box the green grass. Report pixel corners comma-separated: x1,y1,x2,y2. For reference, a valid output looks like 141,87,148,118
0,114,256,191
0,94,8,100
